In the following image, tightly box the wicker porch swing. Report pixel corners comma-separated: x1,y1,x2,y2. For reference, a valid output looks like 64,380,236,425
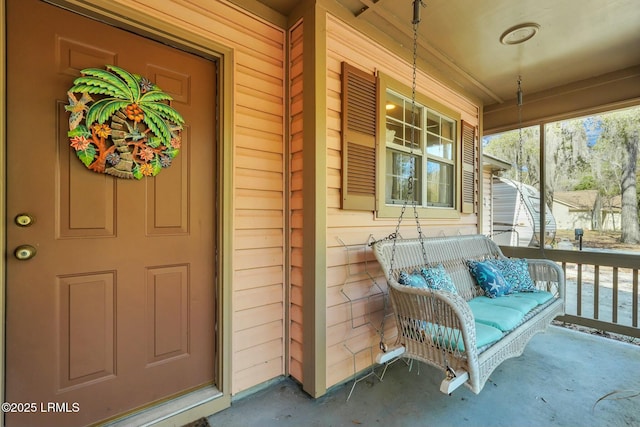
370,1,565,395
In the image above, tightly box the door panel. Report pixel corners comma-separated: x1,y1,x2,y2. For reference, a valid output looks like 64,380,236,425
6,0,217,425
59,272,116,389
57,103,117,238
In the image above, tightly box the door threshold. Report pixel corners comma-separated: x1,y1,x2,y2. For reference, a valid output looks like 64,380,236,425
102,386,226,427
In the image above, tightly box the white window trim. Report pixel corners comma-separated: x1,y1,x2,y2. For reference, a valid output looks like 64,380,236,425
376,72,462,219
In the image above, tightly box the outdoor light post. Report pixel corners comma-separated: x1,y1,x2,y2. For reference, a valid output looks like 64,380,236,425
575,228,584,251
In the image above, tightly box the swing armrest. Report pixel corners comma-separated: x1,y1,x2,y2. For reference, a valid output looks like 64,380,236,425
388,285,478,358
526,258,565,299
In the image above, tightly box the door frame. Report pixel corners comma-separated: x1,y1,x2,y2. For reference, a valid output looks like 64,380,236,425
0,0,234,424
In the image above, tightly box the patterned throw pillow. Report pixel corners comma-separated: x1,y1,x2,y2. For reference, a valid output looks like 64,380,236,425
419,265,458,294
467,260,511,298
487,258,537,293
398,270,428,288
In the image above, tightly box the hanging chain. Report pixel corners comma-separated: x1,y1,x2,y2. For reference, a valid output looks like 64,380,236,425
389,11,426,274
387,2,451,375
407,16,427,254
383,16,422,352
382,0,437,358
517,76,524,184
512,76,534,245
410,18,428,266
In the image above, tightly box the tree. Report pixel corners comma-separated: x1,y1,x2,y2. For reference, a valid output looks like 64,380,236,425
544,119,590,205
596,108,640,243
484,106,640,244
483,125,540,186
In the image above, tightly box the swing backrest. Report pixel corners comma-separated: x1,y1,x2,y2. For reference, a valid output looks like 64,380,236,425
372,234,505,301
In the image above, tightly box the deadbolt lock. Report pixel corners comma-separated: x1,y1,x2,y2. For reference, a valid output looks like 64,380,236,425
15,213,35,227
14,245,37,261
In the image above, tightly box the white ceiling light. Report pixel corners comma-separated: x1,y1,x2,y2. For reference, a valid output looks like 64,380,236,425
500,23,540,45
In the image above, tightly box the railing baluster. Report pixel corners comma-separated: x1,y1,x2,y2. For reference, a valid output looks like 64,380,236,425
633,269,638,328
577,263,582,317
594,265,599,320
612,267,618,324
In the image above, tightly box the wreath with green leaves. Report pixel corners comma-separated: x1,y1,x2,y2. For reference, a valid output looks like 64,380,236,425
66,65,184,179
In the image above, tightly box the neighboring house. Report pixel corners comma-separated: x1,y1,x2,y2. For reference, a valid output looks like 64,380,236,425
2,1,639,426
553,190,622,231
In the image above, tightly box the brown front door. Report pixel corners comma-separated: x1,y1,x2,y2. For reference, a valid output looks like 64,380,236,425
6,1,217,425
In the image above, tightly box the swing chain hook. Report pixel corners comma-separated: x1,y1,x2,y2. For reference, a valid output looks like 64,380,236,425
412,0,426,24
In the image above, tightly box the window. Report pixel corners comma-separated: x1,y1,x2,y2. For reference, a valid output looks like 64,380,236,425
341,64,476,217
384,90,456,208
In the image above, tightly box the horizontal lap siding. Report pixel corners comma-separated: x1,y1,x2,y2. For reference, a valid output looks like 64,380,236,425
233,23,285,393
115,0,286,395
482,169,493,235
324,14,480,388
289,20,305,384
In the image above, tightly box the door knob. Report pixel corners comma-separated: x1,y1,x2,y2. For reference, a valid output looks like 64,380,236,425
15,213,35,227
14,245,37,260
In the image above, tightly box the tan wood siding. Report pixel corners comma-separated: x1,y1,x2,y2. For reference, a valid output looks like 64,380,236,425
289,20,305,384
482,169,493,235
108,0,286,395
324,14,481,388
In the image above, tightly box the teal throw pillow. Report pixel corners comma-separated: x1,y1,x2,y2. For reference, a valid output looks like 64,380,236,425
398,270,428,288
488,258,537,293
467,260,511,298
419,265,458,294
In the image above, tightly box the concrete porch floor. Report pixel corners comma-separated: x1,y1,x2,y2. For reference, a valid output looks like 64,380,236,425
206,326,639,427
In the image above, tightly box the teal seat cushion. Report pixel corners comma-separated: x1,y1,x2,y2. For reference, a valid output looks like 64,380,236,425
512,290,554,305
468,299,524,331
471,295,538,314
424,321,503,351
472,322,504,350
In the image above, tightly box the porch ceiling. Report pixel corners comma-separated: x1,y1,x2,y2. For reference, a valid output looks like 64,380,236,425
245,0,640,106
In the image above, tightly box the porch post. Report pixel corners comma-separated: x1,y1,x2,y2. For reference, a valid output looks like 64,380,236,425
300,1,328,398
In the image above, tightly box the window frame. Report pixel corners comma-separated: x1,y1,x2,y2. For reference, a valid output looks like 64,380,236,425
376,72,462,219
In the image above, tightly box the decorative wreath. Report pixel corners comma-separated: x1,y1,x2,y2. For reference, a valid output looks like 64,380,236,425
65,65,184,179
